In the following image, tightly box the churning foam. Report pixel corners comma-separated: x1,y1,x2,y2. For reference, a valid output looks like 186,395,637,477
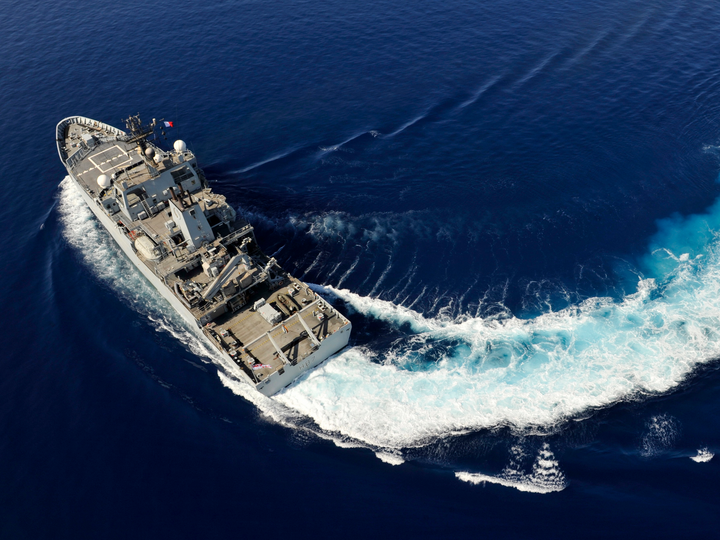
276,194,720,448
59,174,720,456
276,259,720,448
690,447,714,463
456,443,566,493
640,414,680,457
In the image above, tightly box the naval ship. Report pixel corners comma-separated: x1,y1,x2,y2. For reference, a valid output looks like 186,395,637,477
56,115,351,396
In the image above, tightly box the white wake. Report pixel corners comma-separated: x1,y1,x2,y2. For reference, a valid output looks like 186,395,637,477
58,176,720,455
456,443,567,493
274,199,720,448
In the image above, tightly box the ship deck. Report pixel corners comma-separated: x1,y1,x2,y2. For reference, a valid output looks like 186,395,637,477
62,127,251,275
63,122,176,192
206,278,347,381
61,120,350,388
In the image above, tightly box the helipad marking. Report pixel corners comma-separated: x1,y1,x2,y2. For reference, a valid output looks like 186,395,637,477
89,145,132,173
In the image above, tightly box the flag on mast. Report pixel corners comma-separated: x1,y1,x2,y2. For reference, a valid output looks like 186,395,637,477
164,121,174,128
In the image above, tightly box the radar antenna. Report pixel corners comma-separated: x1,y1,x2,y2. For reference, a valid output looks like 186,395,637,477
123,114,163,150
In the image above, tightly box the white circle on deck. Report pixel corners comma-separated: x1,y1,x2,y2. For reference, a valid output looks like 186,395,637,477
174,140,187,153
97,174,111,188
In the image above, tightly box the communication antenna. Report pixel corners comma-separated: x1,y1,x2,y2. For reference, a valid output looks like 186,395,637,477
123,114,158,152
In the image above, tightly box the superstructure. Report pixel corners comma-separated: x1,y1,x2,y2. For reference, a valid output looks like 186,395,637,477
56,115,351,396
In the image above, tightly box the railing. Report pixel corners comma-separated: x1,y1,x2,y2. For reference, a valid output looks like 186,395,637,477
218,224,254,247
56,116,126,162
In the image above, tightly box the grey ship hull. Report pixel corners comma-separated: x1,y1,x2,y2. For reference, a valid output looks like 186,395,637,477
57,116,351,396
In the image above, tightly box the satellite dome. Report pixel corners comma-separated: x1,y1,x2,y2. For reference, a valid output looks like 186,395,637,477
154,153,163,163
145,147,155,158
97,174,111,189
174,140,187,153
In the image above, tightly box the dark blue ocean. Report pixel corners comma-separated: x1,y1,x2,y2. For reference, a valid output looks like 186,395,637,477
3,0,720,537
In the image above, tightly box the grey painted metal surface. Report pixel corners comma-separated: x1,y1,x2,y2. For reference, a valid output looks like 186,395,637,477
57,115,351,396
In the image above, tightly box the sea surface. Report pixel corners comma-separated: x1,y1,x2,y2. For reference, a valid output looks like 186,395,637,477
2,0,720,537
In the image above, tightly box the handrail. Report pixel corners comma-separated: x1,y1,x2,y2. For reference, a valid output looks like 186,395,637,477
56,116,126,163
